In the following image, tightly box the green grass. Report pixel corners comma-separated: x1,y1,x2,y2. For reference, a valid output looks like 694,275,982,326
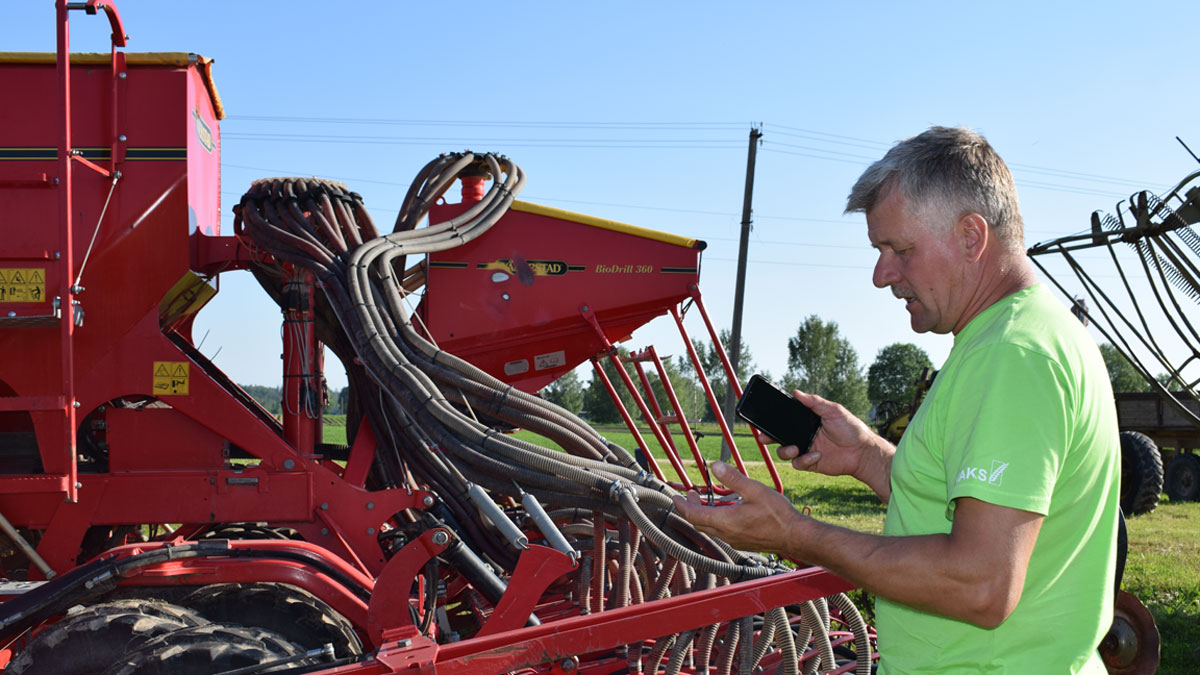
326,418,1197,672
323,414,347,445
1120,500,1200,674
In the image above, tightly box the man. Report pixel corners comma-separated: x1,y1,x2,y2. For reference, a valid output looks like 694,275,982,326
675,126,1119,673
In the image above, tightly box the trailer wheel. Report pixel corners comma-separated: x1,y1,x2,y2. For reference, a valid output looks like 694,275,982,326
178,582,362,658
1164,452,1200,502
101,622,312,675
1120,431,1163,516
6,599,207,675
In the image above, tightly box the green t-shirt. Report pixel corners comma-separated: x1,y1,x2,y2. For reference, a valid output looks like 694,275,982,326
876,284,1119,674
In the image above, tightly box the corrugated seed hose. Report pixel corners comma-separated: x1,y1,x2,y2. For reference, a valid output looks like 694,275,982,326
234,152,873,673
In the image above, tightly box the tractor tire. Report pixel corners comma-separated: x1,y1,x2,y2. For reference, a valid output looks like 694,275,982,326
178,582,362,658
100,623,311,675
1120,431,1163,516
1165,452,1200,502
6,599,207,675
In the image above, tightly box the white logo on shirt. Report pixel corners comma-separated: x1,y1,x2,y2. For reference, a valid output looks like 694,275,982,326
989,460,1008,486
956,460,1009,487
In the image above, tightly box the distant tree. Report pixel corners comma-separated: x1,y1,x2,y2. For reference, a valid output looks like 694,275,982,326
581,348,638,424
541,368,585,414
648,356,705,423
241,384,283,416
1156,371,1186,392
325,386,349,415
867,343,933,406
692,329,758,422
784,315,870,418
1099,343,1150,393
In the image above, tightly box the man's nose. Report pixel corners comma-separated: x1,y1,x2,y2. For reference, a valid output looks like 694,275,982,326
873,254,896,289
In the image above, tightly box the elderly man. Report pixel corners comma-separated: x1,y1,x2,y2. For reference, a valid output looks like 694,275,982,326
675,126,1119,673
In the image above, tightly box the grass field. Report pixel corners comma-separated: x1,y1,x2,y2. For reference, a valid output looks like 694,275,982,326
325,416,1198,672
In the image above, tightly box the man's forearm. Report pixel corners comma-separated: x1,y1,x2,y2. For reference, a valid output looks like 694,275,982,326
776,497,1042,629
783,515,996,626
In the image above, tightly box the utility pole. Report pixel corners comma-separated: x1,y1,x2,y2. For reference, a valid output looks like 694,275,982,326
721,125,762,461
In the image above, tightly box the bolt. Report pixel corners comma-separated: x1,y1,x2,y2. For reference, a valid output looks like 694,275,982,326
320,502,329,510
6,312,14,318
54,252,61,260
501,293,510,301
118,135,127,142
581,305,590,312
118,71,127,79
367,527,375,535
74,482,82,489
366,501,375,510
432,530,450,546
72,401,80,408
560,659,576,672
282,458,295,470
320,528,329,536
422,495,434,508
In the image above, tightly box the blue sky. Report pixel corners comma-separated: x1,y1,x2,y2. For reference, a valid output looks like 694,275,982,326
10,1,1200,391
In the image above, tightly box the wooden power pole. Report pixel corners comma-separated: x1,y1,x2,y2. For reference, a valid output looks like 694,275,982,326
721,125,762,461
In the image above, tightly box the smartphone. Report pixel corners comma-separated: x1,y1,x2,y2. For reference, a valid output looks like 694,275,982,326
735,375,822,452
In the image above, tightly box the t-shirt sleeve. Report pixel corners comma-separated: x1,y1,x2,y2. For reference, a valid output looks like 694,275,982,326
940,344,1070,518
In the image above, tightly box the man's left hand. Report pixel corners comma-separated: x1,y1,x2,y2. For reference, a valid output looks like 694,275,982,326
672,460,802,555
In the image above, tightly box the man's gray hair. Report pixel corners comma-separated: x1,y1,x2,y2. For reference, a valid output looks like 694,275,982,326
845,126,1024,247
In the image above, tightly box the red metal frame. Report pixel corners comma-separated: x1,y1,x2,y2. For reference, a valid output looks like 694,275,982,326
0,6,867,674
299,565,854,674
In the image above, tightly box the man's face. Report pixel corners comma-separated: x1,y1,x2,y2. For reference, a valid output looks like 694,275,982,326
867,188,965,334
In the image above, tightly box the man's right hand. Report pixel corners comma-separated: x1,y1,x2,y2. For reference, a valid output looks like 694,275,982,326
762,390,895,501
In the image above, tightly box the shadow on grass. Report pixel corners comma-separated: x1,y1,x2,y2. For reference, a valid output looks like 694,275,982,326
786,485,887,520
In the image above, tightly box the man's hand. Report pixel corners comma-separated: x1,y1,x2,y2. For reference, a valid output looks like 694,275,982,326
671,461,800,555
763,390,896,501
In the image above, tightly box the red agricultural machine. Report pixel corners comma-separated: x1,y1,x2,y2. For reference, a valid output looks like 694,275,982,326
0,3,876,673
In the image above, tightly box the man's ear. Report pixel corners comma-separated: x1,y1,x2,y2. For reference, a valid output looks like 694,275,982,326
956,212,988,262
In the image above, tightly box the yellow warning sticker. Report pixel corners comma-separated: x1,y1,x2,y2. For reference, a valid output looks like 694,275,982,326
152,361,190,395
0,268,46,303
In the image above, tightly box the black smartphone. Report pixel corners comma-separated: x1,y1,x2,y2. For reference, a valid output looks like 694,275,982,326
735,375,822,452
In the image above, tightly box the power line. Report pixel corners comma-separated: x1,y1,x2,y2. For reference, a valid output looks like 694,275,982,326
225,116,747,130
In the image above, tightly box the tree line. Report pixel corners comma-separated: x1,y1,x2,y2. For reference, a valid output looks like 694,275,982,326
542,317,1159,425
238,320,1153,425
542,315,934,425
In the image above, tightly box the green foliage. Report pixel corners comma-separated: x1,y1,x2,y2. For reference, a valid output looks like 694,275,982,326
867,343,933,405
541,368,585,414
1119,500,1200,675
692,329,760,422
784,315,869,418
240,384,348,416
581,348,638,424
1099,343,1151,393
650,356,706,423
241,384,282,416
329,386,349,415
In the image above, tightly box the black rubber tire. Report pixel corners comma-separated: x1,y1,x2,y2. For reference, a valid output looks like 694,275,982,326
178,582,362,658
100,623,310,675
1120,431,1163,516
1165,452,1200,502
6,599,207,675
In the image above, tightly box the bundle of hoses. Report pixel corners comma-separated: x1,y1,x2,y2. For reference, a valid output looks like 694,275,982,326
233,152,872,674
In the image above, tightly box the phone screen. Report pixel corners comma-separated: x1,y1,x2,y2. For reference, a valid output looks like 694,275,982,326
736,375,822,452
